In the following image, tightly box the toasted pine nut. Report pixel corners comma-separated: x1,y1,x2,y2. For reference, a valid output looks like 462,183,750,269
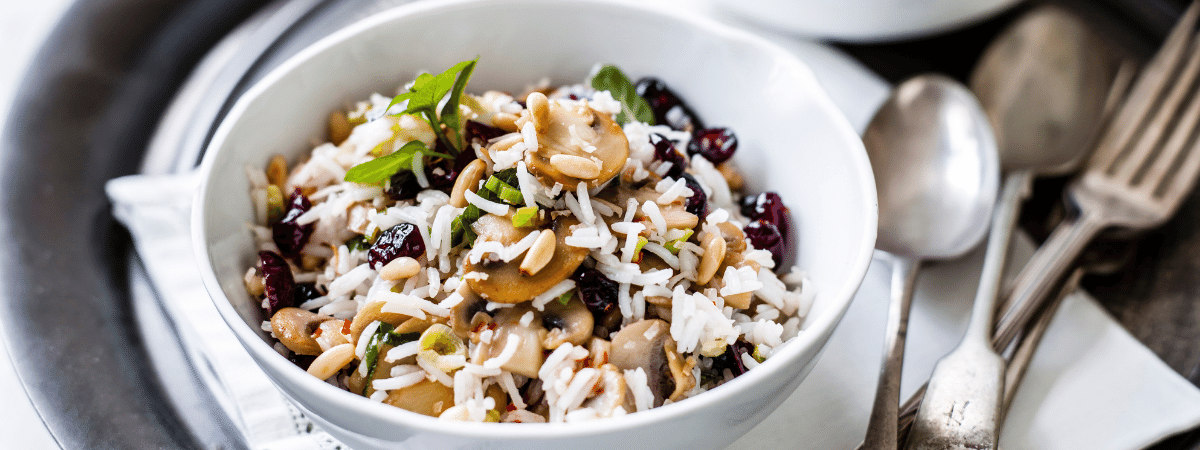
724,291,752,310
645,295,672,307
244,268,264,296
329,111,352,145
492,112,520,132
527,92,550,134
307,343,355,380
717,163,744,191
519,230,556,276
549,154,602,179
489,133,524,153
380,256,421,281
662,209,699,230
696,230,726,285
267,154,288,187
450,159,487,208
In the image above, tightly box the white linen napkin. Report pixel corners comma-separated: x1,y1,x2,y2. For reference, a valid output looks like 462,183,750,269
105,39,1200,450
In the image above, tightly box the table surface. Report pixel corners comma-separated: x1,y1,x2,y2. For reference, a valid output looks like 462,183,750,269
2,0,1198,448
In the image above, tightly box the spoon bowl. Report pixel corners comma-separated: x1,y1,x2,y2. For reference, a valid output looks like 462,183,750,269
865,75,999,259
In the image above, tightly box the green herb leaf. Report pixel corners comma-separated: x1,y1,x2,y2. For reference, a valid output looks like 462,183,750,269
589,64,655,125
361,323,419,396
384,59,478,154
343,141,454,184
440,58,478,149
346,235,370,252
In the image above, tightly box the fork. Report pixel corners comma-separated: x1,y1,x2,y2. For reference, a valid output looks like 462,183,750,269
989,0,1200,354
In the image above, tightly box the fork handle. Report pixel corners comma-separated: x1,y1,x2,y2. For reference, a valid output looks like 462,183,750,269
992,209,1107,350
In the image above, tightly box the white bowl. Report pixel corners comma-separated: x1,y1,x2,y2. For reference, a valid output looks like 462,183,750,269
193,0,876,448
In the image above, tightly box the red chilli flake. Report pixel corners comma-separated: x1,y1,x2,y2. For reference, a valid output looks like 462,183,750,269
341,320,353,335
313,327,324,338
506,403,518,412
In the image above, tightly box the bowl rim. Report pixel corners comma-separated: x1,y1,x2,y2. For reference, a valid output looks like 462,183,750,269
192,0,877,439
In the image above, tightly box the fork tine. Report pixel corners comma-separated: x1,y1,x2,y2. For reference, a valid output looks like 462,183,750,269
1115,31,1200,184
1153,88,1200,200
1091,0,1200,173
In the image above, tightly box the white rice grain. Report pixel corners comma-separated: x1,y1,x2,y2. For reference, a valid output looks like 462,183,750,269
642,201,666,234
465,189,510,216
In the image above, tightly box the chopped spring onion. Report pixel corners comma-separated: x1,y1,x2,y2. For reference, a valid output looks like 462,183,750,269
663,229,694,254
512,206,539,228
556,289,574,306
632,236,649,263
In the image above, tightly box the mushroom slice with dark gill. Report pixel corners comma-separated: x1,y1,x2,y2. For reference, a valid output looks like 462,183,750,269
465,215,587,303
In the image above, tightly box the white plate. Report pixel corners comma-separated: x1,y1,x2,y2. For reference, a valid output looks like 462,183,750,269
717,0,1023,43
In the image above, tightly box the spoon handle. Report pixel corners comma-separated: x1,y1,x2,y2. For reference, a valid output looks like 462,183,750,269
904,170,1032,450
863,255,921,450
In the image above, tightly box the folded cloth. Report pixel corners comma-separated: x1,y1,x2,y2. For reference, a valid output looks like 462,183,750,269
105,38,1200,450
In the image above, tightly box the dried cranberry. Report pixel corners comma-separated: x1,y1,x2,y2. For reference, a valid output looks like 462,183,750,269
272,188,313,257
259,251,295,315
465,120,506,144
386,171,422,201
740,192,792,250
288,353,317,370
744,220,786,268
711,339,755,377
650,133,687,179
572,268,619,316
635,77,705,133
368,223,425,268
680,173,707,219
687,128,737,165
293,282,322,306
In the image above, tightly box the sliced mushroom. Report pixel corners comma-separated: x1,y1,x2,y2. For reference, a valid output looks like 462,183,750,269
602,185,698,234
489,305,548,378
582,364,627,417
664,340,697,402
449,283,488,339
270,308,332,355
315,319,351,350
384,378,456,417
523,101,629,191
465,216,587,303
541,294,594,349
610,319,674,406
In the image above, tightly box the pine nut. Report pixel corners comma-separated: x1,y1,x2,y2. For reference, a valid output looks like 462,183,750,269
492,112,520,132
696,230,726,285
662,209,699,230
244,268,264,296
717,162,744,191
267,154,288,187
450,159,487,208
307,343,355,380
380,256,421,281
328,111,352,145
549,154,602,179
489,133,524,153
519,230,556,276
527,92,550,134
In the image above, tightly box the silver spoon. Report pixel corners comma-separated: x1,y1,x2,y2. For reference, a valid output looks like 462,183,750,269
905,7,1123,449
861,74,1000,450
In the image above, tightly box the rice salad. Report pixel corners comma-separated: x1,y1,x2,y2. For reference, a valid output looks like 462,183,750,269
243,59,815,423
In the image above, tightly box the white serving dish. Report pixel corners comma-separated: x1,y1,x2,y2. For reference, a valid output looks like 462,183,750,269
193,0,877,448
718,0,1023,42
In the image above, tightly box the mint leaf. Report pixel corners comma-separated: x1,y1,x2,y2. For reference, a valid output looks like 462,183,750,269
344,141,425,184
440,58,478,149
589,64,655,125
384,59,478,153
